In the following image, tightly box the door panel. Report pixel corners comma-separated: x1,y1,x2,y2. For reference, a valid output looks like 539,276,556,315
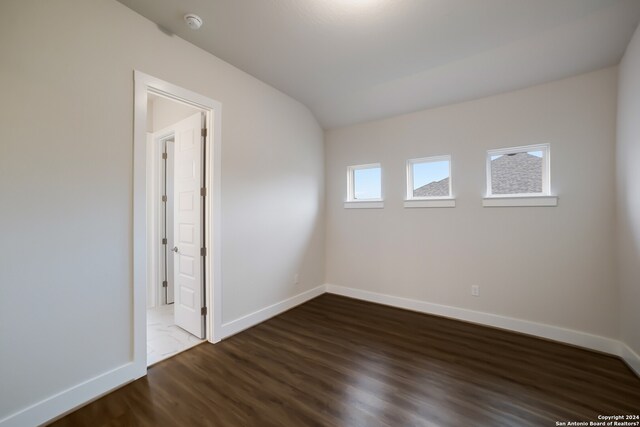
173,112,205,339
165,140,175,304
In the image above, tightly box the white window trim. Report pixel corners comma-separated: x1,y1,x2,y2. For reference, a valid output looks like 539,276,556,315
483,196,558,207
346,163,383,208
405,155,455,201
404,199,456,208
405,155,454,208
485,143,551,198
344,201,384,209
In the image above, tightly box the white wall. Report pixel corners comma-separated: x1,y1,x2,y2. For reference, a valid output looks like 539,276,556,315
325,67,618,339
0,0,324,421
617,23,640,358
148,95,201,133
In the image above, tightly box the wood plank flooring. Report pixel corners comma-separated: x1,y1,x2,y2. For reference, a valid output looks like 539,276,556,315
51,294,640,426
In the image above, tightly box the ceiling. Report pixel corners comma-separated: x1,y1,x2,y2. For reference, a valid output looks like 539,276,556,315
118,0,640,129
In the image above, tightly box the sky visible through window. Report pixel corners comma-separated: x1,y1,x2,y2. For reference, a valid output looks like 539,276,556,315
354,167,381,199
412,160,450,190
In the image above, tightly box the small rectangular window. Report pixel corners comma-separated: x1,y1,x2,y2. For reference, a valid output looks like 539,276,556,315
486,144,550,197
406,156,452,200
347,163,382,201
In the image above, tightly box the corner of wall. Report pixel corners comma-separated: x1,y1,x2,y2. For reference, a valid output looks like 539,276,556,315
616,20,640,366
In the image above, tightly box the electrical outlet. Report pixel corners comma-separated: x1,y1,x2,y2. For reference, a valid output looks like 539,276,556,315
294,273,299,284
471,285,480,297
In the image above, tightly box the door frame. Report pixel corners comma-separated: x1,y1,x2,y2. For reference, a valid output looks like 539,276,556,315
148,131,176,309
133,71,222,377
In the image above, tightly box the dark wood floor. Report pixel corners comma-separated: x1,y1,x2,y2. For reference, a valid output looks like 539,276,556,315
52,294,640,426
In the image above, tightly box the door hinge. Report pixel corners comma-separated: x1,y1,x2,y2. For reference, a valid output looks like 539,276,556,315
201,128,207,138
162,238,167,245
201,307,207,316
200,187,207,197
162,152,167,160
162,195,167,202
162,280,168,288
201,247,207,257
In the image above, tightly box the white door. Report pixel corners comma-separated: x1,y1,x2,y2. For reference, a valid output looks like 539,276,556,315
165,140,175,304
172,112,206,339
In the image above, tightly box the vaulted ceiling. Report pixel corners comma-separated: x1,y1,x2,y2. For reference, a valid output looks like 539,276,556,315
117,0,640,129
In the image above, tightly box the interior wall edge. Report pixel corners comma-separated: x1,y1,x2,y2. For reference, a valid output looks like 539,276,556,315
621,343,640,378
0,283,328,427
0,363,137,427
324,284,632,366
6,281,639,427
220,285,326,339
616,19,640,376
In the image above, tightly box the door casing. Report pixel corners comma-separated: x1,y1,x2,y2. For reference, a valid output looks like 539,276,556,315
147,133,176,309
133,71,222,378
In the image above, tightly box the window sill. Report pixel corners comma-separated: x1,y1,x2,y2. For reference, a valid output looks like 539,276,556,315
404,199,456,208
344,201,384,209
482,196,558,207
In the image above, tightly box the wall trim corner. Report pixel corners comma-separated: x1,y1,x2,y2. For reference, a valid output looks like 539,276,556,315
324,284,622,357
220,285,326,339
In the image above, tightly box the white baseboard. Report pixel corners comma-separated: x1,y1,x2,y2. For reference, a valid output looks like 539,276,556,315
621,343,640,378
220,285,326,339
6,284,638,427
325,284,622,356
2,285,324,427
0,363,138,427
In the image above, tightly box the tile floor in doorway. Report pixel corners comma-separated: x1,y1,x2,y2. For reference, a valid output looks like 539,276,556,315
147,304,204,366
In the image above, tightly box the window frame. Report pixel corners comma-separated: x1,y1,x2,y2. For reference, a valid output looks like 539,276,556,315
406,155,453,201
346,163,383,202
485,143,551,198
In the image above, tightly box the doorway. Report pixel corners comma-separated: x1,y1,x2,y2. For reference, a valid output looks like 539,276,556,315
146,94,208,365
133,72,222,374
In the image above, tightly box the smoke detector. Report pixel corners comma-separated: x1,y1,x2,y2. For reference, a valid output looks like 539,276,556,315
184,14,203,30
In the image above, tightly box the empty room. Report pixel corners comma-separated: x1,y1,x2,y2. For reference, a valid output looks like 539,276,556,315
2,0,640,426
